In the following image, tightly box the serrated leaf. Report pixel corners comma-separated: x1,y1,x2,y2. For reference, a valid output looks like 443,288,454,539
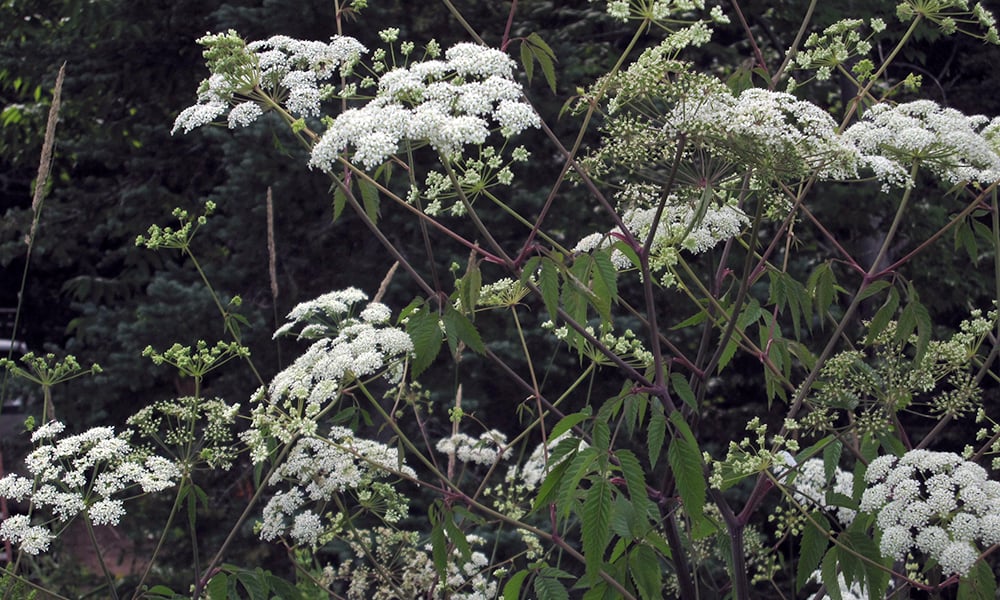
333,182,347,222
807,262,837,329
671,304,709,330
443,304,485,355
610,239,641,270
265,573,303,599
406,306,444,377
591,249,618,322
525,32,557,93
520,39,534,83
864,286,899,346
667,411,708,536
958,559,997,600
534,575,569,600
670,373,697,411
458,259,482,317
821,547,844,600
582,477,613,577
896,293,931,363
358,178,380,224
797,512,831,591
556,446,599,517
616,449,647,509
406,306,442,378
549,409,592,442
718,297,761,372
532,454,572,511
628,544,662,600
954,219,980,263
592,418,611,456
206,572,228,600
857,279,891,302
539,257,559,321
823,439,843,484
503,569,530,600
429,504,448,581
648,400,666,467
236,570,267,600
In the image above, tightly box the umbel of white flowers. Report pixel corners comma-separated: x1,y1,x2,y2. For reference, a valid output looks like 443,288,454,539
861,449,1000,576
172,31,540,171
0,421,180,555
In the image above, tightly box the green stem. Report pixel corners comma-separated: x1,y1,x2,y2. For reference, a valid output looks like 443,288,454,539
192,441,296,600
440,158,514,267
770,0,819,86
184,249,265,386
83,514,120,600
129,477,187,599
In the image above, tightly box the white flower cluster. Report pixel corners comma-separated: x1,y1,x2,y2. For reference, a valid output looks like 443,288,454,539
0,422,180,555
843,100,1000,189
594,0,727,25
249,288,413,453
436,430,510,465
574,184,748,285
309,42,540,170
259,430,416,546
172,30,367,134
334,527,499,599
860,449,1000,576
790,457,855,527
663,87,861,181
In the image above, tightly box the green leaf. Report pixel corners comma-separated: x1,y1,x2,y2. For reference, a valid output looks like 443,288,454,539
520,38,534,84
264,573,303,599
592,417,611,456
796,512,831,591
954,218,980,263
670,373,697,411
591,248,618,322
896,291,931,363
443,304,486,355
549,409,592,442
206,573,228,600
667,411,709,537
582,477,613,577
333,182,347,222
429,503,448,582
534,575,570,600
235,570,267,600
856,279,891,302
532,453,573,511
807,262,838,328
406,306,442,377
718,297,761,372
539,257,560,321
503,570,530,600
958,559,997,600
358,177,380,224
647,400,666,467
628,544,662,600
458,259,482,317
821,547,844,600
522,32,558,93
822,439,843,485
616,449,649,514
556,446,599,517
863,286,899,346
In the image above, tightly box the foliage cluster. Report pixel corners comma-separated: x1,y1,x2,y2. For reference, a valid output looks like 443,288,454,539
3,0,1000,599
